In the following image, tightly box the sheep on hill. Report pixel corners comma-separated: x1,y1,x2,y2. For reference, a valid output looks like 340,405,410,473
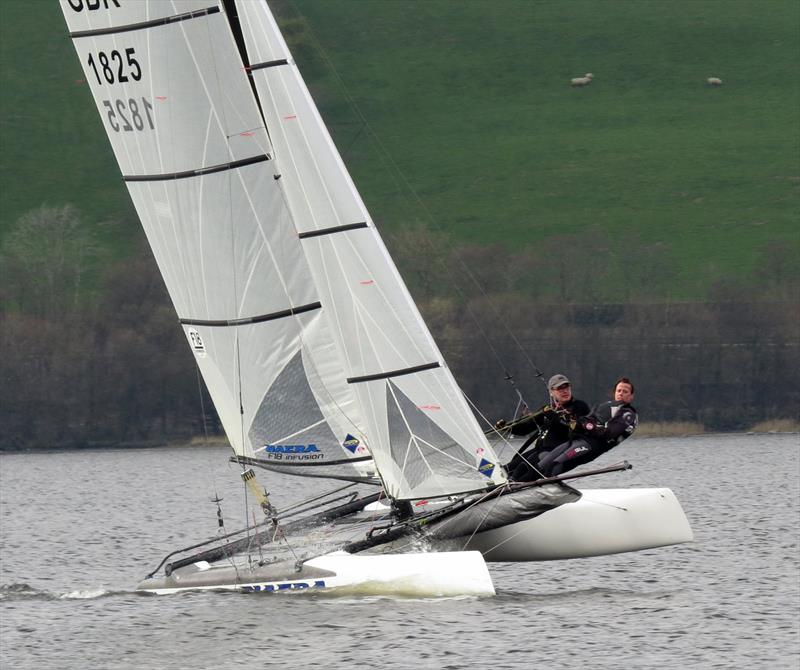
570,73,593,87
707,77,723,86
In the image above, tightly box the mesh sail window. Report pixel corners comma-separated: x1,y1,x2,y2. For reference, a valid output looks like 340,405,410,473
387,382,486,496
249,352,350,466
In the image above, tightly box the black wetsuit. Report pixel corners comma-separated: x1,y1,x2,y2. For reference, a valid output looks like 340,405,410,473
536,400,638,478
505,397,590,481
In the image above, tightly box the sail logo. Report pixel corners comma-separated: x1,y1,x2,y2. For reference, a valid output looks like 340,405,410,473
241,580,326,593
265,444,319,454
566,445,590,459
187,329,206,358
342,434,362,454
478,458,495,478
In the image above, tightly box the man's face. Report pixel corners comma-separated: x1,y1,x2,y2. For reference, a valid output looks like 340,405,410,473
551,383,573,405
614,382,634,403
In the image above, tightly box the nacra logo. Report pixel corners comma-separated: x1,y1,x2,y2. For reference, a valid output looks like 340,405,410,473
265,444,319,454
242,580,326,593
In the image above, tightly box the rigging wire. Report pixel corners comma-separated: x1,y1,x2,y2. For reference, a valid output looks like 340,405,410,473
205,4,381,567
463,391,546,481
202,7,264,559
455,485,515,550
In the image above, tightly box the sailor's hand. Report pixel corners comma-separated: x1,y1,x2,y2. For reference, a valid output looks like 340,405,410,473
495,419,507,429
554,406,573,423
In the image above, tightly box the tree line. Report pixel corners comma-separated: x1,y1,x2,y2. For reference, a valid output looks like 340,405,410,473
1,206,797,450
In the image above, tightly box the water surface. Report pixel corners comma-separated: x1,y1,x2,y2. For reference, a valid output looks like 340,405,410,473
1,433,798,669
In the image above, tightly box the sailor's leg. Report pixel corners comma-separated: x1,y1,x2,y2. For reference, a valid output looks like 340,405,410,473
506,451,525,472
508,445,552,481
547,439,598,477
505,433,539,471
508,459,534,481
536,441,573,477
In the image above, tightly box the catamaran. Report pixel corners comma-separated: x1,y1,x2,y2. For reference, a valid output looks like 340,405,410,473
60,0,692,596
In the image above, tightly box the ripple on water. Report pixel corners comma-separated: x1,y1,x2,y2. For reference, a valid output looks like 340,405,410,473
0,435,798,670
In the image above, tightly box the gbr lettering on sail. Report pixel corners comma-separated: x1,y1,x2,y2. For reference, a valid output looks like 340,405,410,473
65,0,121,11
64,0,154,135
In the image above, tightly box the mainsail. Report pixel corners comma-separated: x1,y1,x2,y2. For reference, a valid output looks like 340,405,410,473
61,0,507,501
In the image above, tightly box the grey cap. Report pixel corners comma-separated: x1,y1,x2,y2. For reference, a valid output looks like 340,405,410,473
548,374,571,389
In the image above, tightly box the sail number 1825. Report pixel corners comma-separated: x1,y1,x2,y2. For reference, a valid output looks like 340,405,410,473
87,48,142,85
103,98,154,132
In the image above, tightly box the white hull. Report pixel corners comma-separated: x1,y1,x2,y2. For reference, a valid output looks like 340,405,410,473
462,487,693,561
137,550,494,597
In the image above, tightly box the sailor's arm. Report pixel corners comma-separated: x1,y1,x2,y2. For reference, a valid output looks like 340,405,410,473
575,407,637,442
495,405,554,435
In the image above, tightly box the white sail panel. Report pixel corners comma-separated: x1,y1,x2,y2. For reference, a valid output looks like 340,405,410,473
236,1,507,498
231,2,363,232
61,1,216,34
299,316,370,462
60,1,365,462
64,6,266,176
125,167,312,321
181,317,302,456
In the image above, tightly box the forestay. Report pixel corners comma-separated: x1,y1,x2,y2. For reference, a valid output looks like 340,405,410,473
61,0,506,500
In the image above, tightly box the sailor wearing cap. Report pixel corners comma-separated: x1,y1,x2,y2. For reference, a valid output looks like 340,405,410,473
497,373,591,481
547,373,574,410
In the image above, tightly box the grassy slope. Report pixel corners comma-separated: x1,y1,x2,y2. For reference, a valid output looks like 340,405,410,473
0,0,138,257
1,0,798,299
285,0,800,298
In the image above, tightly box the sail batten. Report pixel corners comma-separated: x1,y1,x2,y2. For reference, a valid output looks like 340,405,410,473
298,222,369,239
69,6,221,39
347,362,442,385
179,301,322,327
249,58,289,71
122,154,271,182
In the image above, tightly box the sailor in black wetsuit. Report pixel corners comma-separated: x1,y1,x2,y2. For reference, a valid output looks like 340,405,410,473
536,377,638,478
497,374,590,481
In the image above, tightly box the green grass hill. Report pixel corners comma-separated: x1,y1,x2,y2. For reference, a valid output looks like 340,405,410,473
1,0,798,301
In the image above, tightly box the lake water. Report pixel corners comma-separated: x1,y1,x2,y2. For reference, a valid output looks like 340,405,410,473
1,433,798,669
